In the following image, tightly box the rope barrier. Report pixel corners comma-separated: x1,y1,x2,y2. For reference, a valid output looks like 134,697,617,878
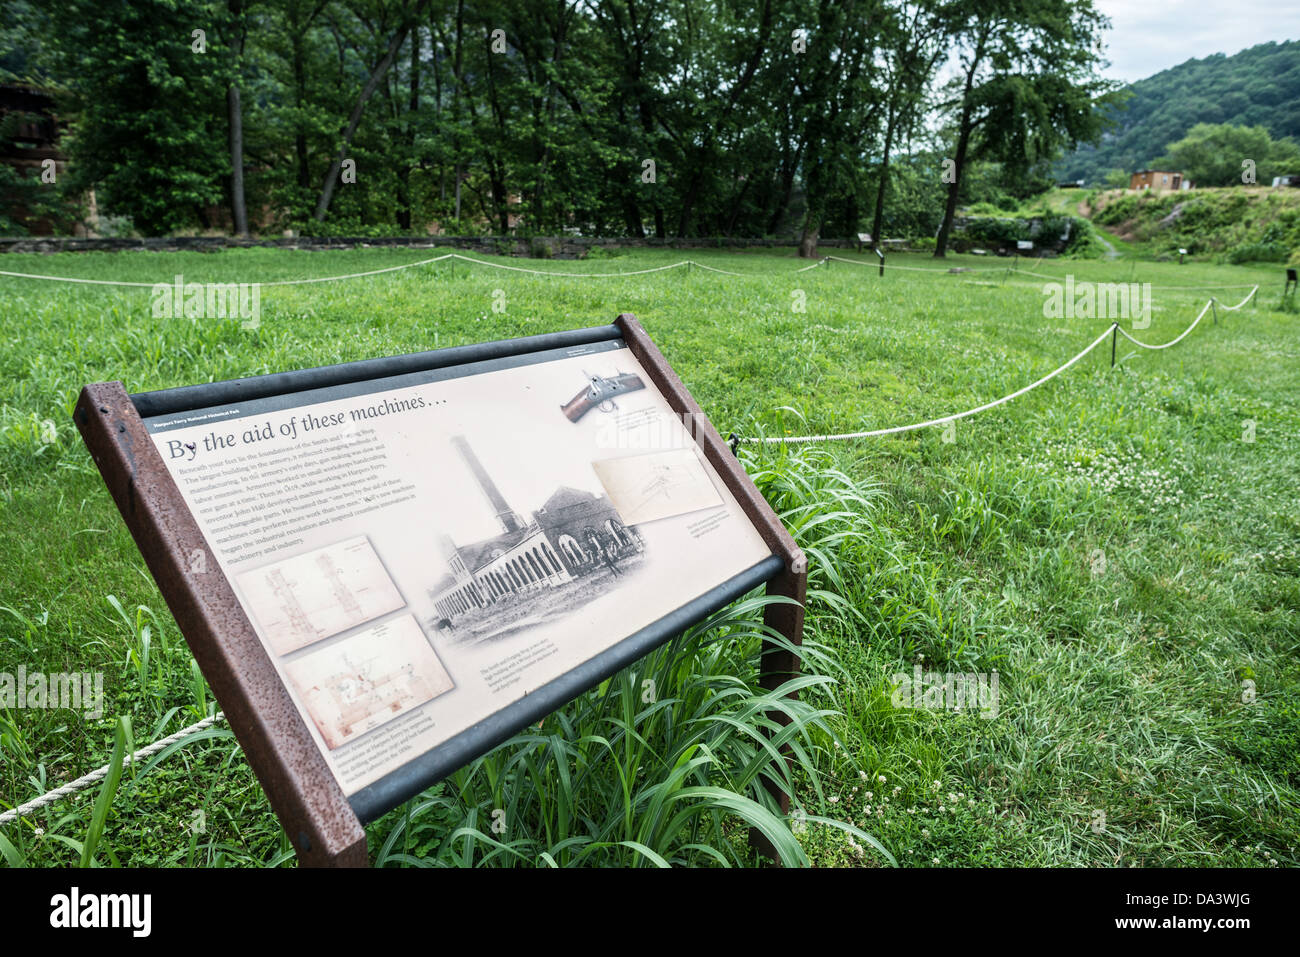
0,252,696,286
1214,287,1258,311
748,324,1117,445
443,253,691,278
746,285,1258,445
0,250,1274,290
819,254,1265,289
1116,300,1213,350
0,712,226,824
683,259,747,276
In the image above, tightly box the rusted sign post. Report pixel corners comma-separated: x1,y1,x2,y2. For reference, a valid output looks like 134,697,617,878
76,313,805,867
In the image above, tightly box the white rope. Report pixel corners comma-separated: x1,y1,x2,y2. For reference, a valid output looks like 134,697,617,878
262,254,454,285
0,712,225,824
820,255,1267,289
1117,300,1212,350
749,324,1117,444
0,257,459,288
0,252,690,287
685,259,747,276
0,248,1271,291
1214,286,1258,311
444,253,691,278
0,269,156,287
751,283,1257,445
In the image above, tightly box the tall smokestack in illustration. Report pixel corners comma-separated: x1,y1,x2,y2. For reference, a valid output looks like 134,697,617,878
451,435,524,534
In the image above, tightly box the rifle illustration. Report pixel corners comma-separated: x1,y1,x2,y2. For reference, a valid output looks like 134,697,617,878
561,371,646,422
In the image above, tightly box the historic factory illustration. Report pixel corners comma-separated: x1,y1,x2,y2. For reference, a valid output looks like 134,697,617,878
429,435,644,626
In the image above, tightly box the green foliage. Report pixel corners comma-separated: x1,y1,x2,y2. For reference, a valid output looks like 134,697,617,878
1093,187,1300,260
41,0,232,234
292,218,407,239
2,0,1117,240
1156,123,1300,187
1228,242,1289,265
1059,40,1300,184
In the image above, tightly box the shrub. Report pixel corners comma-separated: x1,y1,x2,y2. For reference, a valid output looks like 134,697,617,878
1228,242,1289,264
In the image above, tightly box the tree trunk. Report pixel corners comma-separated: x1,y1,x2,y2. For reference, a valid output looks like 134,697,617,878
313,1,428,221
228,84,248,236
227,0,248,236
293,33,310,190
870,98,897,249
934,35,985,258
798,215,820,258
933,107,973,258
399,24,420,231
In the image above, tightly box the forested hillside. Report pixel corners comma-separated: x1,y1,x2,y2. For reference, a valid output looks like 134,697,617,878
1059,40,1300,184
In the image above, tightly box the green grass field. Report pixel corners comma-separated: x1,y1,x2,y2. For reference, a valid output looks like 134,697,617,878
0,246,1296,867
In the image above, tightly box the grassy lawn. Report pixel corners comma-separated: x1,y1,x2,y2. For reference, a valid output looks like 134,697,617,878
0,246,1296,867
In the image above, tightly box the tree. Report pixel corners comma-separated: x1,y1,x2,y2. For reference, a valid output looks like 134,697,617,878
870,0,944,248
313,0,431,222
46,0,231,235
932,0,1118,257
1156,123,1300,187
227,0,250,237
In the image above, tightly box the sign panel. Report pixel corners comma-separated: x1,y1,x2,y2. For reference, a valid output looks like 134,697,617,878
136,336,772,807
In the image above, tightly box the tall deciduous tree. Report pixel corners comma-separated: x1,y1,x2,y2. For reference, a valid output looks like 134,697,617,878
46,0,230,234
932,0,1117,257
313,0,430,221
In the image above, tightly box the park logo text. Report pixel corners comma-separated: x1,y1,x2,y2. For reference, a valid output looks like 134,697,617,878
151,274,261,328
1042,276,1151,328
0,666,103,719
891,665,999,719
49,887,151,937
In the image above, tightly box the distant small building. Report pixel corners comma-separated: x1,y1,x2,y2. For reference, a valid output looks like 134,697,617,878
1272,174,1300,188
1130,170,1189,191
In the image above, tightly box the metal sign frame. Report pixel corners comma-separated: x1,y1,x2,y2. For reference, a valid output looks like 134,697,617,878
74,312,806,867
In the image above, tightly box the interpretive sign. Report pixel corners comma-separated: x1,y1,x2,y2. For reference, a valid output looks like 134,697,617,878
75,313,806,866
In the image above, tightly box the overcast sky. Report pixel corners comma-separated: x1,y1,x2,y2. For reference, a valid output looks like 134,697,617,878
1097,0,1300,83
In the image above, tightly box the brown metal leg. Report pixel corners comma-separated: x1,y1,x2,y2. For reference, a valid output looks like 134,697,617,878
748,560,807,865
